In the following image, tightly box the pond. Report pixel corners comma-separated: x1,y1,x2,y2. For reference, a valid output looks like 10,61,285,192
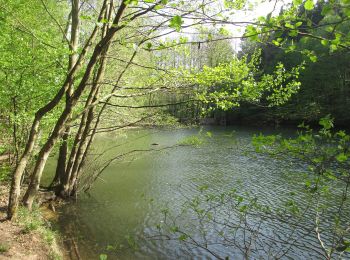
45,126,349,259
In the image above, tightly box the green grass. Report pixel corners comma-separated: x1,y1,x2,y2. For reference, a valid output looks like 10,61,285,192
0,243,9,253
18,206,43,233
17,206,62,259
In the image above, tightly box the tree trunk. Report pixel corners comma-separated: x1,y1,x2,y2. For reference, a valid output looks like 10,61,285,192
7,0,109,219
60,0,114,196
7,119,39,218
12,96,19,164
52,0,80,188
22,1,127,209
67,68,106,196
51,136,68,187
22,49,100,209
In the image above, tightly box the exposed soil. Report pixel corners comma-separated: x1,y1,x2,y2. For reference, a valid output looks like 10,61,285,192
0,154,9,162
0,185,60,259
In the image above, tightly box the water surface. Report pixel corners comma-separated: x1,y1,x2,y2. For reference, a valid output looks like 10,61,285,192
49,126,349,259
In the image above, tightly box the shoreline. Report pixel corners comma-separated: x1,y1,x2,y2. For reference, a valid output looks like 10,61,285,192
0,184,64,259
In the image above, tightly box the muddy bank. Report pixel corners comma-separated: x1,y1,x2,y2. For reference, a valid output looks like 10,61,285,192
0,185,63,259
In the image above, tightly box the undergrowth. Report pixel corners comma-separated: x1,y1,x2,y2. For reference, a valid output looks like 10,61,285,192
17,206,62,260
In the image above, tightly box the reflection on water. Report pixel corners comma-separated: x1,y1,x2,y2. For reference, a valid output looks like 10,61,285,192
46,126,349,259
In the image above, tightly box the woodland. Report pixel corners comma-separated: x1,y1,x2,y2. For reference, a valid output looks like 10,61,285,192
0,0,350,259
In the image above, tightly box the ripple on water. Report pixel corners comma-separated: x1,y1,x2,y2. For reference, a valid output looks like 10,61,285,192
54,127,350,259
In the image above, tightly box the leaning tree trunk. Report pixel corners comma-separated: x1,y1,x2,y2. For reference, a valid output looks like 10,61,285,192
7,0,109,219
7,83,73,218
22,2,127,209
67,57,107,196
58,76,102,197
58,0,113,197
75,43,142,193
22,45,102,209
52,0,80,188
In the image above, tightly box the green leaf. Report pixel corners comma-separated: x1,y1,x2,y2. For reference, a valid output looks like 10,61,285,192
344,7,350,18
245,25,259,41
169,15,183,32
336,153,348,162
272,40,280,46
295,21,303,27
146,42,152,50
99,254,108,260
319,115,334,130
330,44,338,52
285,22,294,29
80,15,92,20
155,4,164,10
286,44,296,52
125,0,138,5
321,39,328,46
219,27,230,36
309,54,317,62
304,0,314,10
321,4,333,16
178,234,188,241
288,29,298,37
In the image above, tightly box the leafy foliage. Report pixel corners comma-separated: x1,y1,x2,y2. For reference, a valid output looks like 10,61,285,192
252,116,350,257
184,51,303,111
253,116,350,182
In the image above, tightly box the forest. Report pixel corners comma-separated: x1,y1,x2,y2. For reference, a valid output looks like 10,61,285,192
0,0,349,259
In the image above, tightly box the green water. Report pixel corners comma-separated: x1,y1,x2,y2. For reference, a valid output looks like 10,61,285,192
48,126,349,259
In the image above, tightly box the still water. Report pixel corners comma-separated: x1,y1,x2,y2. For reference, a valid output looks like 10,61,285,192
47,126,349,259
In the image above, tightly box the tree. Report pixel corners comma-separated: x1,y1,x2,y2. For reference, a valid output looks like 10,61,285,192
5,0,268,219
4,0,346,221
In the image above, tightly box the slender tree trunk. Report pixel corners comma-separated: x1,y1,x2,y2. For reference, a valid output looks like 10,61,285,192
12,96,19,164
67,57,108,196
75,43,144,193
52,139,67,187
67,92,99,196
52,0,80,188
7,119,39,218
22,1,127,209
7,0,108,219
59,82,101,197
60,0,114,196
64,46,111,196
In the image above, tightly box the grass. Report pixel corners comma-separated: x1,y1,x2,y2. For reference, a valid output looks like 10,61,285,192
18,206,43,233
0,243,9,253
17,205,62,259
